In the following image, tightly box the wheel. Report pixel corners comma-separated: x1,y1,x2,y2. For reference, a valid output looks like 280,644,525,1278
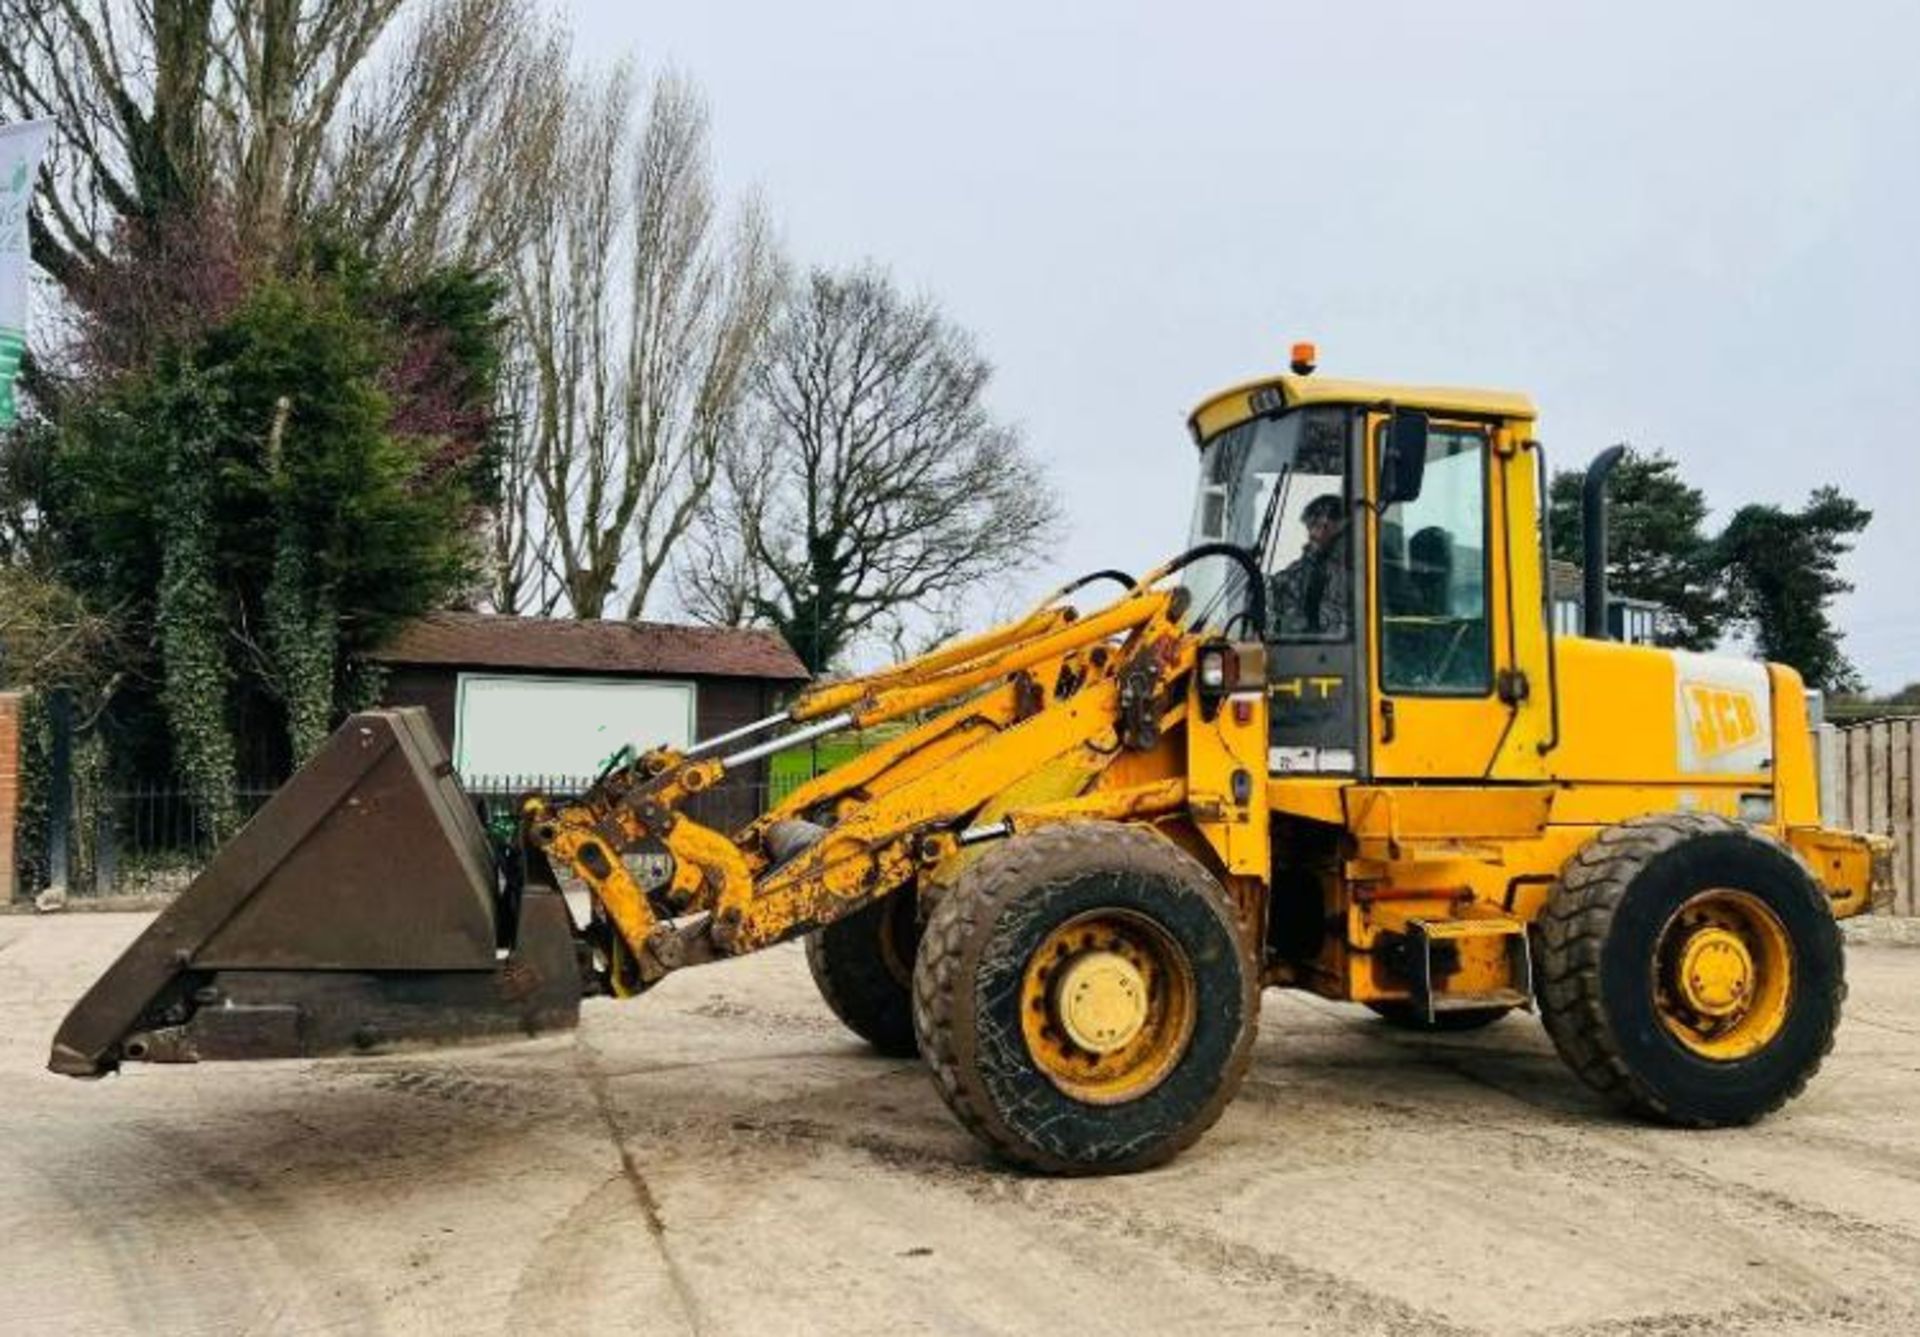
805,886,921,1057
1535,812,1845,1127
912,822,1257,1175
1366,1001,1511,1032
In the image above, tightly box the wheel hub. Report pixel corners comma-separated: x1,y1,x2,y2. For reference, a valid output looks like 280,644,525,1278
1653,888,1795,1061
1054,951,1149,1053
1018,910,1198,1105
1675,926,1753,1018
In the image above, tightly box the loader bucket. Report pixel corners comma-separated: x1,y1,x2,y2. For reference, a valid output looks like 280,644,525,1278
49,709,583,1078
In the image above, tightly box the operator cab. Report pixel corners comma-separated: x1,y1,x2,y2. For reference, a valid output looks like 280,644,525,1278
1184,358,1539,781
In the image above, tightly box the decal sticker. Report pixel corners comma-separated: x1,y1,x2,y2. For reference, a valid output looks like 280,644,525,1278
1270,675,1345,702
1268,746,1356,774
1672,653,1772,775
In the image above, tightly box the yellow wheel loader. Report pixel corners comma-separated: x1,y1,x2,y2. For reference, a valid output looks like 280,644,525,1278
52,354,1895,1175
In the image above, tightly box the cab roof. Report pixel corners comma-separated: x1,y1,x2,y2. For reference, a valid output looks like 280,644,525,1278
1187,373,1537,445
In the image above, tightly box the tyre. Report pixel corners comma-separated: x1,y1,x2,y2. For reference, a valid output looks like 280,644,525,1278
912,822,1257,1175
805,887,921,1057
1366,1001,1511,1032
1535,812,1844,1127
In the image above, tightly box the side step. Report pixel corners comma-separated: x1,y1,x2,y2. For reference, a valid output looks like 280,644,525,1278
1381,913,1533,1025
49,709,585,1078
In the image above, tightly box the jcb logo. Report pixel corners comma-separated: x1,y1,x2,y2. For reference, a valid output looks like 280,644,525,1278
1684,684,1761,759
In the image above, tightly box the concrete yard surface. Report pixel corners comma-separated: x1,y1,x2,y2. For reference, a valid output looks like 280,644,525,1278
4,911,1920,1336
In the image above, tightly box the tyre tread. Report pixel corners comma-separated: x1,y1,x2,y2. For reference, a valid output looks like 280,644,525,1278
1535,812,1845,1126
912,822,1256,1174
806,893,919,1057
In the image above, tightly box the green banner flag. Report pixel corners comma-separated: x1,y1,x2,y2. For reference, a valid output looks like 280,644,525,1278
0,119,55,428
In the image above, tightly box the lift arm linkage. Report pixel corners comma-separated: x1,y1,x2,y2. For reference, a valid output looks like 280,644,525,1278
527,585,1196,992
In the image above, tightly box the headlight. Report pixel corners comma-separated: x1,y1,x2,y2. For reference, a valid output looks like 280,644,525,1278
1198,646,1229,691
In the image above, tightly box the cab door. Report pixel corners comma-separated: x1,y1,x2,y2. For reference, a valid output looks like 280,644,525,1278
1365,413,1549,780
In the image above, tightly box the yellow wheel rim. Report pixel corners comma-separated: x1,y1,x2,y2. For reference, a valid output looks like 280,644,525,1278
1019,911,1196,1105
1653,890,1794,1060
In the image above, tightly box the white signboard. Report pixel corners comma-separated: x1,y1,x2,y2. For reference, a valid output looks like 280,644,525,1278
0,119,54,427
454,674,696,779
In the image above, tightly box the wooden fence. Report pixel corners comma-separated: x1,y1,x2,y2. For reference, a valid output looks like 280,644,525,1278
1821,716,1918,915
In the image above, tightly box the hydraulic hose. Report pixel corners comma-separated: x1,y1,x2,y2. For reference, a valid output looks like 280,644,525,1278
1054,569,1138,600
1140,542,1268,640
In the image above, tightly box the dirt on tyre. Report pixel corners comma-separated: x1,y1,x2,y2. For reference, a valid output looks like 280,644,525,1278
806,886,920,1057
1366,1001,1511,1032
912,822,1257,1175
1535,812,1844,1127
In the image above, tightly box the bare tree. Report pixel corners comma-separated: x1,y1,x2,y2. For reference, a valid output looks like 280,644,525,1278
0,4,785,629
0,564,121,695
486,331,558,614
676,434,772,627
0,0,553,290
684,265,1062,672
491,71,781,618
321,0,570,275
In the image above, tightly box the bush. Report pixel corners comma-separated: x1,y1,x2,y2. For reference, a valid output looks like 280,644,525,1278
44,268,499,805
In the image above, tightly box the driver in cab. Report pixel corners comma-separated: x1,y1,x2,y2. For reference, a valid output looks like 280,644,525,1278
1271,493,1350,639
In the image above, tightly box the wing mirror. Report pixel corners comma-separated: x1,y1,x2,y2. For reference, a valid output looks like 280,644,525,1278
1378,408,1429,506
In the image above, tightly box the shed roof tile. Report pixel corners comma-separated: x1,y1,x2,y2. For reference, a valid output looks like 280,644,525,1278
371,613,809,681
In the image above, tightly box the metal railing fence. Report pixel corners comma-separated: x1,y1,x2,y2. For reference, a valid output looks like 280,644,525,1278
49,766,807,900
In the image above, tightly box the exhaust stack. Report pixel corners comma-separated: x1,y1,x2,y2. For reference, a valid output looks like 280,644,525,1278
1581,445,1627,640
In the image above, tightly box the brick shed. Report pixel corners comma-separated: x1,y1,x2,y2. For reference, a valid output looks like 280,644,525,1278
368,614,809,828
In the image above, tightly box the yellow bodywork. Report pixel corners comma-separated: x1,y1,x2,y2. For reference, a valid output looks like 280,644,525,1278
530,366,1886,1020
1188,372,1537,443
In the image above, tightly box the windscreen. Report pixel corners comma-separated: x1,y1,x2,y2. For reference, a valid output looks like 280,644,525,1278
1184,407,1350,636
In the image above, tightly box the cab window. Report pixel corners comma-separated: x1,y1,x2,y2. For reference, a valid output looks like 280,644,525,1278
1184,407,1353,641
1378,425,1492,694
1263,410,1352,643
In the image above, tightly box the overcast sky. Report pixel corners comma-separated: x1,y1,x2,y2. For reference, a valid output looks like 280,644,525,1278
572,0,1919,691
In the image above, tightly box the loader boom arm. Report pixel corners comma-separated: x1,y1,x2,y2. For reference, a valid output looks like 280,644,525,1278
48,552,1258,1076
528,578,1206,992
